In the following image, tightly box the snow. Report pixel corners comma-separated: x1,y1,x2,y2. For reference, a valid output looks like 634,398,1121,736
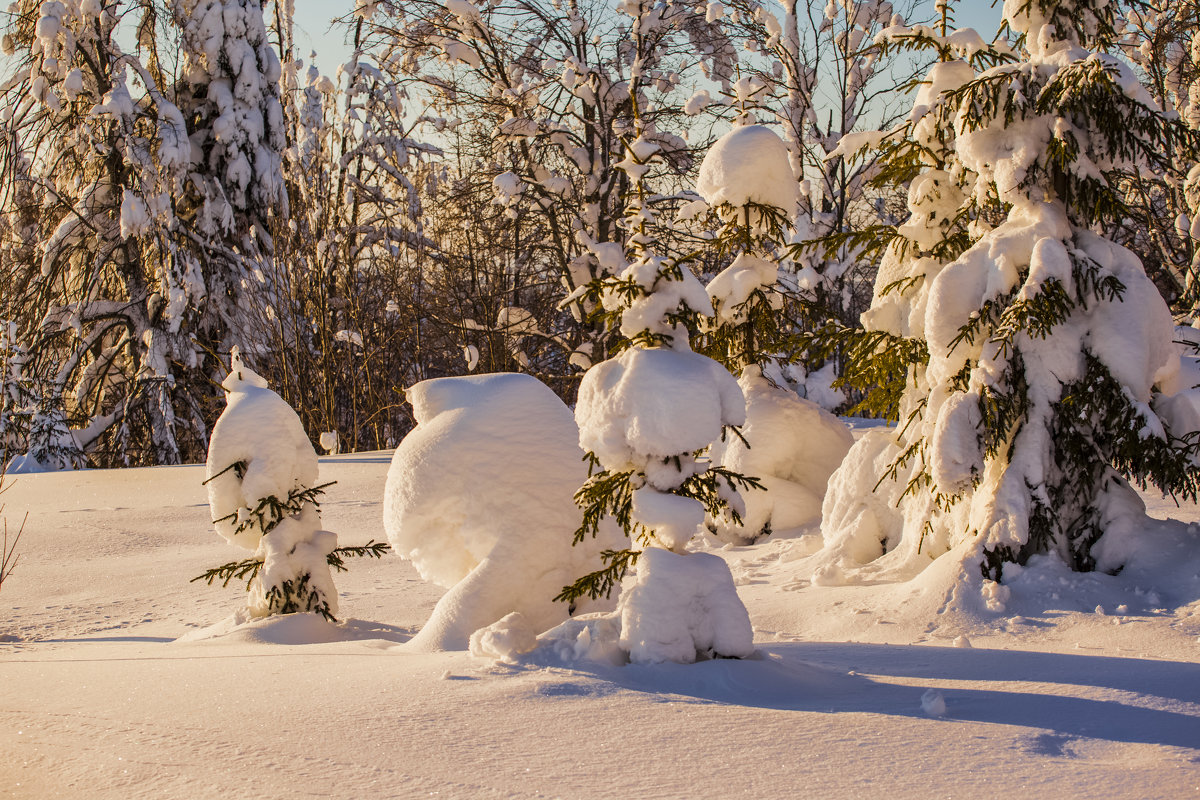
206,354,317,552
705,253,778,325
474,547,754,665
575,347,745,477
709,369,853,542
382,373,619,650
696,124,798,216
617,547,754,663
4,446,1200,798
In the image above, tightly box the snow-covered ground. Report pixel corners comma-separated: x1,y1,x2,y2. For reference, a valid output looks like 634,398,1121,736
2,449,1199,799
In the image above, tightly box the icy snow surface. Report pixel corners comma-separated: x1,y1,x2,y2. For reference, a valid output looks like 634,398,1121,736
3,431,1200,797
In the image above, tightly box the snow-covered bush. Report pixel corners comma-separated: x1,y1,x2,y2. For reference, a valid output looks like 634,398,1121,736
384,372,621,651
199,349,343,621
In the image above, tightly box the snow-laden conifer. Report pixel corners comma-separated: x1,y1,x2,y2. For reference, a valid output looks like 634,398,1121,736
196,349,387,621
695,123,852,542
819,0,1200,589
0,0,215,467
554,0,756,663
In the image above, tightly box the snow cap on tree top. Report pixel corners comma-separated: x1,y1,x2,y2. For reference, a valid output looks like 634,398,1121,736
696,125,797,216
222,346,269,393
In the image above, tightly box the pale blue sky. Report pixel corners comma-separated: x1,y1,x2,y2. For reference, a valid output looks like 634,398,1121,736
291,1,1007,78
292,0,352,76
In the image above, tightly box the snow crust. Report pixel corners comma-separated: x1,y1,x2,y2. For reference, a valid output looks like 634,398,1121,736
383,373,619,650
5,453,1200,799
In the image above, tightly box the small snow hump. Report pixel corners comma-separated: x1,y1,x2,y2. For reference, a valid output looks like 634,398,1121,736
921,689,947,717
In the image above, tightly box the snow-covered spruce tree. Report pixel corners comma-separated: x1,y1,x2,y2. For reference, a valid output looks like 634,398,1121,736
694,123,853,543
555,0,756,663
815,9,1008,572
716,0,917,402
196,348,387,621
822,0,1200,587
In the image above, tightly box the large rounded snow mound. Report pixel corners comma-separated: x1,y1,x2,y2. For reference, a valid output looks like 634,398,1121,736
384,373,618,650
618,547,754,664
696,124,797,215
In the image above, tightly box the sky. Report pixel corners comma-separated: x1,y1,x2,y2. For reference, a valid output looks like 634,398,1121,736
292,0,358,77
291,1,1009,79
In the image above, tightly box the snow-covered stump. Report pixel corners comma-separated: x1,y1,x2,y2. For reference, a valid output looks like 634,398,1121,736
202,349,339,621
383,373,620,651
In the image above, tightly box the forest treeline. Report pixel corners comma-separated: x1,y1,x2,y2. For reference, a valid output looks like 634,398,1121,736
1,0,1197,469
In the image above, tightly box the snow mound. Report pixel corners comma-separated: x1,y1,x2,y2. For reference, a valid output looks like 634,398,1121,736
575,347,745,475
176,610,348,645
817,427,911,569
618,548,754,663
384,373,619,651
475,547,755,665
696,125,797,216
468,611,538,663
710,370,853,542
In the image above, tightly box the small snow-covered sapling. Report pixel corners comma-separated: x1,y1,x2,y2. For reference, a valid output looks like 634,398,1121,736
193,348,388,621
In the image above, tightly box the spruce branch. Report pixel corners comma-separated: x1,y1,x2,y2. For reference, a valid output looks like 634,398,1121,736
191,541,394,588
190,556,263,589
554,548,640,604
326,539,392,572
